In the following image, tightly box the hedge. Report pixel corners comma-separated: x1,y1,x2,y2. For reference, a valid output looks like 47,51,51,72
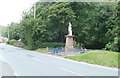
38,42,65,48
7,39,17,45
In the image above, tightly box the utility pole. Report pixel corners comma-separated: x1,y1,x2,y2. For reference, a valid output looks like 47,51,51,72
34,3,36,19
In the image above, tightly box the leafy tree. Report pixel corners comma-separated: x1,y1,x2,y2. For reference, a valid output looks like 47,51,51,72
105,1,120,52
3,23,20,40
6,2,119,51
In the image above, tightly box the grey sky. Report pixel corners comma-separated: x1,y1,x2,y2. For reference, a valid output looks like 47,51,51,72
0,0,38,26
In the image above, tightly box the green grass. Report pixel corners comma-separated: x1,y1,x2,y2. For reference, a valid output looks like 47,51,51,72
23,46,34,51
65,51,119,68
35,48,47,53
23,46,47,53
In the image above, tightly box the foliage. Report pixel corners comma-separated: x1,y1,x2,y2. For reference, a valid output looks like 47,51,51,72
7,39,17,45
105,37,119,51
4,23,20,40
65,51,119,68
4,2,120,51
18,2,74,49
35,48,47,53
72,2,118,49
105,2,120,52
38,42,65,48
13,41,25,48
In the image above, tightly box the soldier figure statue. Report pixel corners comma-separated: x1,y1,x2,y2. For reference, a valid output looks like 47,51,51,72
68,22,72,36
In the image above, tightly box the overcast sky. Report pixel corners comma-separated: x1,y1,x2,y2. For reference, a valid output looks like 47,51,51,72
0,0,38,26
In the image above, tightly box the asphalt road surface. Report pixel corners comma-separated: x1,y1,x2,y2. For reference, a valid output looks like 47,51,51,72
0,43,118,76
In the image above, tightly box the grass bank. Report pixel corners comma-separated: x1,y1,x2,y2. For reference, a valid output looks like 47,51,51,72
24,46,47,53
65,51,119,68
34,48,47,53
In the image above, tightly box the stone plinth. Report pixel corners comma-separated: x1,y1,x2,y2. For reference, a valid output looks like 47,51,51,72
65,35,74,51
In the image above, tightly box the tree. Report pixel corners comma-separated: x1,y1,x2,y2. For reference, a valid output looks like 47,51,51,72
7,2,119,51
105,1,120,52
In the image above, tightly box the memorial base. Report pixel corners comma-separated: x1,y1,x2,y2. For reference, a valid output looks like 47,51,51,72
65,35,74,52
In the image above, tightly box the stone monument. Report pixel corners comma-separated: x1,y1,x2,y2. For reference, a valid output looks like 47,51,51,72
65,22,74,51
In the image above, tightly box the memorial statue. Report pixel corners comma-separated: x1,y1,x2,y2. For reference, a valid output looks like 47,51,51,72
68,22,72,36
65,22,74,51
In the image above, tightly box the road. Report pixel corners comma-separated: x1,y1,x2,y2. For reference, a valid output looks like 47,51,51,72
0,43,118,76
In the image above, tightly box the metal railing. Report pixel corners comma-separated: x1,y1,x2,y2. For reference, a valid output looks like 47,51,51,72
46,47,101,56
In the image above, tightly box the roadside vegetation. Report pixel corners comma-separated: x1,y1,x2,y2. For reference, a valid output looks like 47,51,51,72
35,48,47,53
7,39,17,45
3,2,120,52
2,2,120,68
65,51,119,68
1,1,119,69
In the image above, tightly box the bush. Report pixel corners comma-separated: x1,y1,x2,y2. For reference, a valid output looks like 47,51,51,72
13,41,24,48
23,42,65,50
7,39,17,45
105,37,119,52
38,42,65,48
105,42,119,52
23,46,34,50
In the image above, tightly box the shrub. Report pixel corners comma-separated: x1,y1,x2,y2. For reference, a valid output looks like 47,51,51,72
7,39,17,45
38,42,65,48
23,42,65,50
105,37,119,52
105,42,119,52
13,41,24,48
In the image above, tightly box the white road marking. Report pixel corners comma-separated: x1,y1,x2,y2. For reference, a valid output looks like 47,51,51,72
32,58,47,64
58,67,84,76
14,73,18,76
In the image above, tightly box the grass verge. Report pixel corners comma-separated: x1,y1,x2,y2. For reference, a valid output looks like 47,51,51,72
64,51,119,68
23,46,46,53
34,48,47,53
